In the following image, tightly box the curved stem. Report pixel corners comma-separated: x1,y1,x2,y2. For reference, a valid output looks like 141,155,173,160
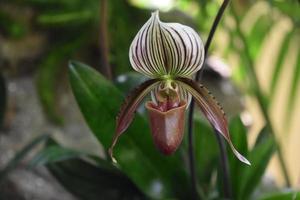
187,0,230,199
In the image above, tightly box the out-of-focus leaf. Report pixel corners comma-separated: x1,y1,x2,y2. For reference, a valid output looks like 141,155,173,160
259,191,300,200
0,134,49,182
254,126,269,146
237,128,276,199
36,37,85,124
285,47,300,126
271,1,300,23
227,116,248,198
30,142,146,199
108,0,148,75
0,73,6,127
48,158,146,200
68,61,191,199
0,11,26,38
30,145,85,167
193,118,218,189
247,14,273,60
270,31,294,98
37,10,93,26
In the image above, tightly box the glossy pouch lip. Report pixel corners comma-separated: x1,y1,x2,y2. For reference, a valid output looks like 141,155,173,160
145,100,187,155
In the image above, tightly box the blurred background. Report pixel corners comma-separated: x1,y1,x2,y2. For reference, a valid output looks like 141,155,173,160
0,0,299,199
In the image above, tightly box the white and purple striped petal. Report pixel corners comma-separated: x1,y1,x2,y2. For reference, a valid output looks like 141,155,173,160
129,11,205,78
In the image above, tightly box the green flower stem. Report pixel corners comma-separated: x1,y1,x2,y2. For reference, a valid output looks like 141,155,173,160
230,7,291,187
187,0,231,199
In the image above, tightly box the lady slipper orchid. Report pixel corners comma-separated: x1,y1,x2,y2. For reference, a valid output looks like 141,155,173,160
109,11,250,165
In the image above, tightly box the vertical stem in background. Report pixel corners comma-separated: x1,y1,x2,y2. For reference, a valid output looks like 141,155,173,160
99,0,112,80
187,0,230,199
230,8,291,187
215,130,232,198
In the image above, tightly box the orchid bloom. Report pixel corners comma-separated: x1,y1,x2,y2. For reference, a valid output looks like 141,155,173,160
109,11,250,165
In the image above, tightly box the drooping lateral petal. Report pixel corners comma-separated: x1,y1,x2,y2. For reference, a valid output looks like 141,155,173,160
176,77,250,165
109,79,160,158
129,11,205,78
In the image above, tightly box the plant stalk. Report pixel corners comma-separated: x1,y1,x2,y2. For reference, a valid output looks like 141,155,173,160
230,7,291,187
99,0,112,80
215,130,232,198
187,0,230,199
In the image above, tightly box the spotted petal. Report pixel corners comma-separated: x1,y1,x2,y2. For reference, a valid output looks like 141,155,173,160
176,77,250,165
109,79,160,159
129,11,205,78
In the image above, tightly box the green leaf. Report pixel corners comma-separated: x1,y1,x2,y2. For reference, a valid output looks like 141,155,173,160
238,128,276,199
193,118,218,188
30,145,85,167
285,47,300,127
0,11,26,38
270,31,294,98
68,61,191,199
0,73,6,127
0,134,49,183
36,37,85,124
227,116,248,198
30,141,146,199
37,10,93,26
259,191,300,200
47,158,146,200
247,14,273,60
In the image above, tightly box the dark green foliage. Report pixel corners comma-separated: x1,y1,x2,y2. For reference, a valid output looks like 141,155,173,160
31,142,146,200
0,11,26,38
68,61,192,199
259,191,300,200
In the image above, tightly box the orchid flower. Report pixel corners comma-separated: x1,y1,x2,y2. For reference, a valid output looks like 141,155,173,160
109,11,250,165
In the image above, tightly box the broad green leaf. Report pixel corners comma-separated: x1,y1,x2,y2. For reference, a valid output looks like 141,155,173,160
0,73,6,127
0,134,49,182
270,31,294,98
36,37,85,124
227,116,248,199
259,191,300,200
47,158,146,200
30,142,146,199
193,118,218,189
285,47,300,126
68,61,191,199
238,129,276,199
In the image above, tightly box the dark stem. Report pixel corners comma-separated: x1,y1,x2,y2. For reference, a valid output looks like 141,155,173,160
187,0,230,199
215,130,232,199
230,7,291,187
99,0,112,80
